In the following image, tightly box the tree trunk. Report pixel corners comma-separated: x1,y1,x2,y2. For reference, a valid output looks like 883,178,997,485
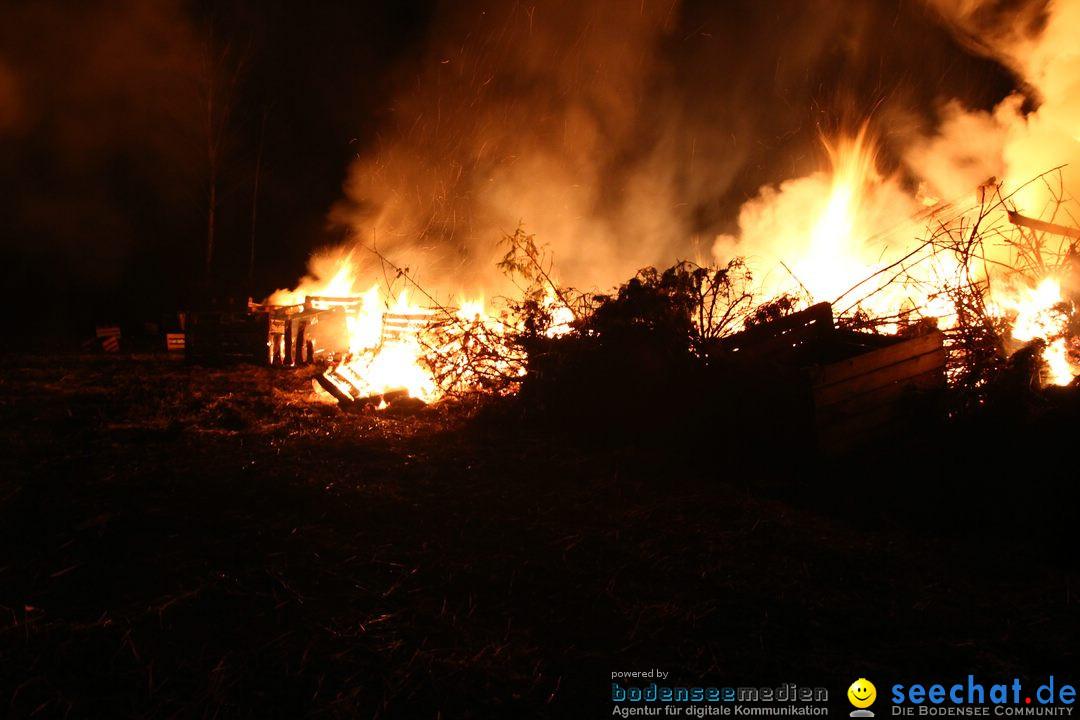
248,111,266,290
206,175,216,275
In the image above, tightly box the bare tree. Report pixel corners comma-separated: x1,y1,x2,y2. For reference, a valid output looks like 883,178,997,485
249,108,268,290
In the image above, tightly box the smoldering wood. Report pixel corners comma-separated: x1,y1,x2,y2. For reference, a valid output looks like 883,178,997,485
314,372,355,405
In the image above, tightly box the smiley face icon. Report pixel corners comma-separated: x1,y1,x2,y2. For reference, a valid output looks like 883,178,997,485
848,679,877,716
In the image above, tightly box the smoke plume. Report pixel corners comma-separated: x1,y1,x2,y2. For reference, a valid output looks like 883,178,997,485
328,1,685,297
910,0,1080,213
709,0,1080,307
319,0,1027,303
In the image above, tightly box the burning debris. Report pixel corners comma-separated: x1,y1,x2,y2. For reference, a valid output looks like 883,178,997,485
248,165,1077,438
184,0,1080,446
232,247,532,409
181,156,1080,456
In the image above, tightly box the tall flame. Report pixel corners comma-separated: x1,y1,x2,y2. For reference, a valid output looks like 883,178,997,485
793,126,883,303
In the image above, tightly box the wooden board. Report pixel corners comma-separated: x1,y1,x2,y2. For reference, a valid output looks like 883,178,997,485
720,302,833,355
812,330,943,388
814,346,946,406
812,330,946,452
815,366,944,426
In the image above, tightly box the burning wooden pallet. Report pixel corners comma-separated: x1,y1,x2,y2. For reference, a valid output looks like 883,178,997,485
380,310,434,344
183,296,355,365
314,310,436,408
246,296,359,366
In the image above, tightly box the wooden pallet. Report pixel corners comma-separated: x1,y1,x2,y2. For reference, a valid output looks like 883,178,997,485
165,333,186,352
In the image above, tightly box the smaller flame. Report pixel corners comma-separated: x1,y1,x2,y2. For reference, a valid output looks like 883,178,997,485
993,276,1076,386
541,286,576,337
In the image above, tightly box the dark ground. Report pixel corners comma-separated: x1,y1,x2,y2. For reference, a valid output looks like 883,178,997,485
0,352,1076,718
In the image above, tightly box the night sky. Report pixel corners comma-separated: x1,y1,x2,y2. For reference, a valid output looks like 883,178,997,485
0,0,1024,336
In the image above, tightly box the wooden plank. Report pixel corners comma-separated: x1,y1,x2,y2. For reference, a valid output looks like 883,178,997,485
814,347,946,406
813,330,943,387
95,326,121,352
815,367,944,425
1007,210,1080,239
721,302,832,352
817,400,911,453
314,373,355,405
383,312,432,321
306,295,364,304
270,333,283,366
817,378,943,453
726,323,828,357
331,364,364,398
284,319,295,366
294,320,308,365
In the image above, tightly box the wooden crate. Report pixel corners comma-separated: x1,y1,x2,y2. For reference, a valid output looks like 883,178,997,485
717,303,947,453
185,311,270,363
719,302,833,357
95,325,121,352
165,333,186,352
812,329,946,453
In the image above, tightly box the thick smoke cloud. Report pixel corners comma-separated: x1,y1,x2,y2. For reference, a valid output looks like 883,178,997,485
329,0,685,294
909,0,1080,213
325,0,1020,299
0,0,1036,331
